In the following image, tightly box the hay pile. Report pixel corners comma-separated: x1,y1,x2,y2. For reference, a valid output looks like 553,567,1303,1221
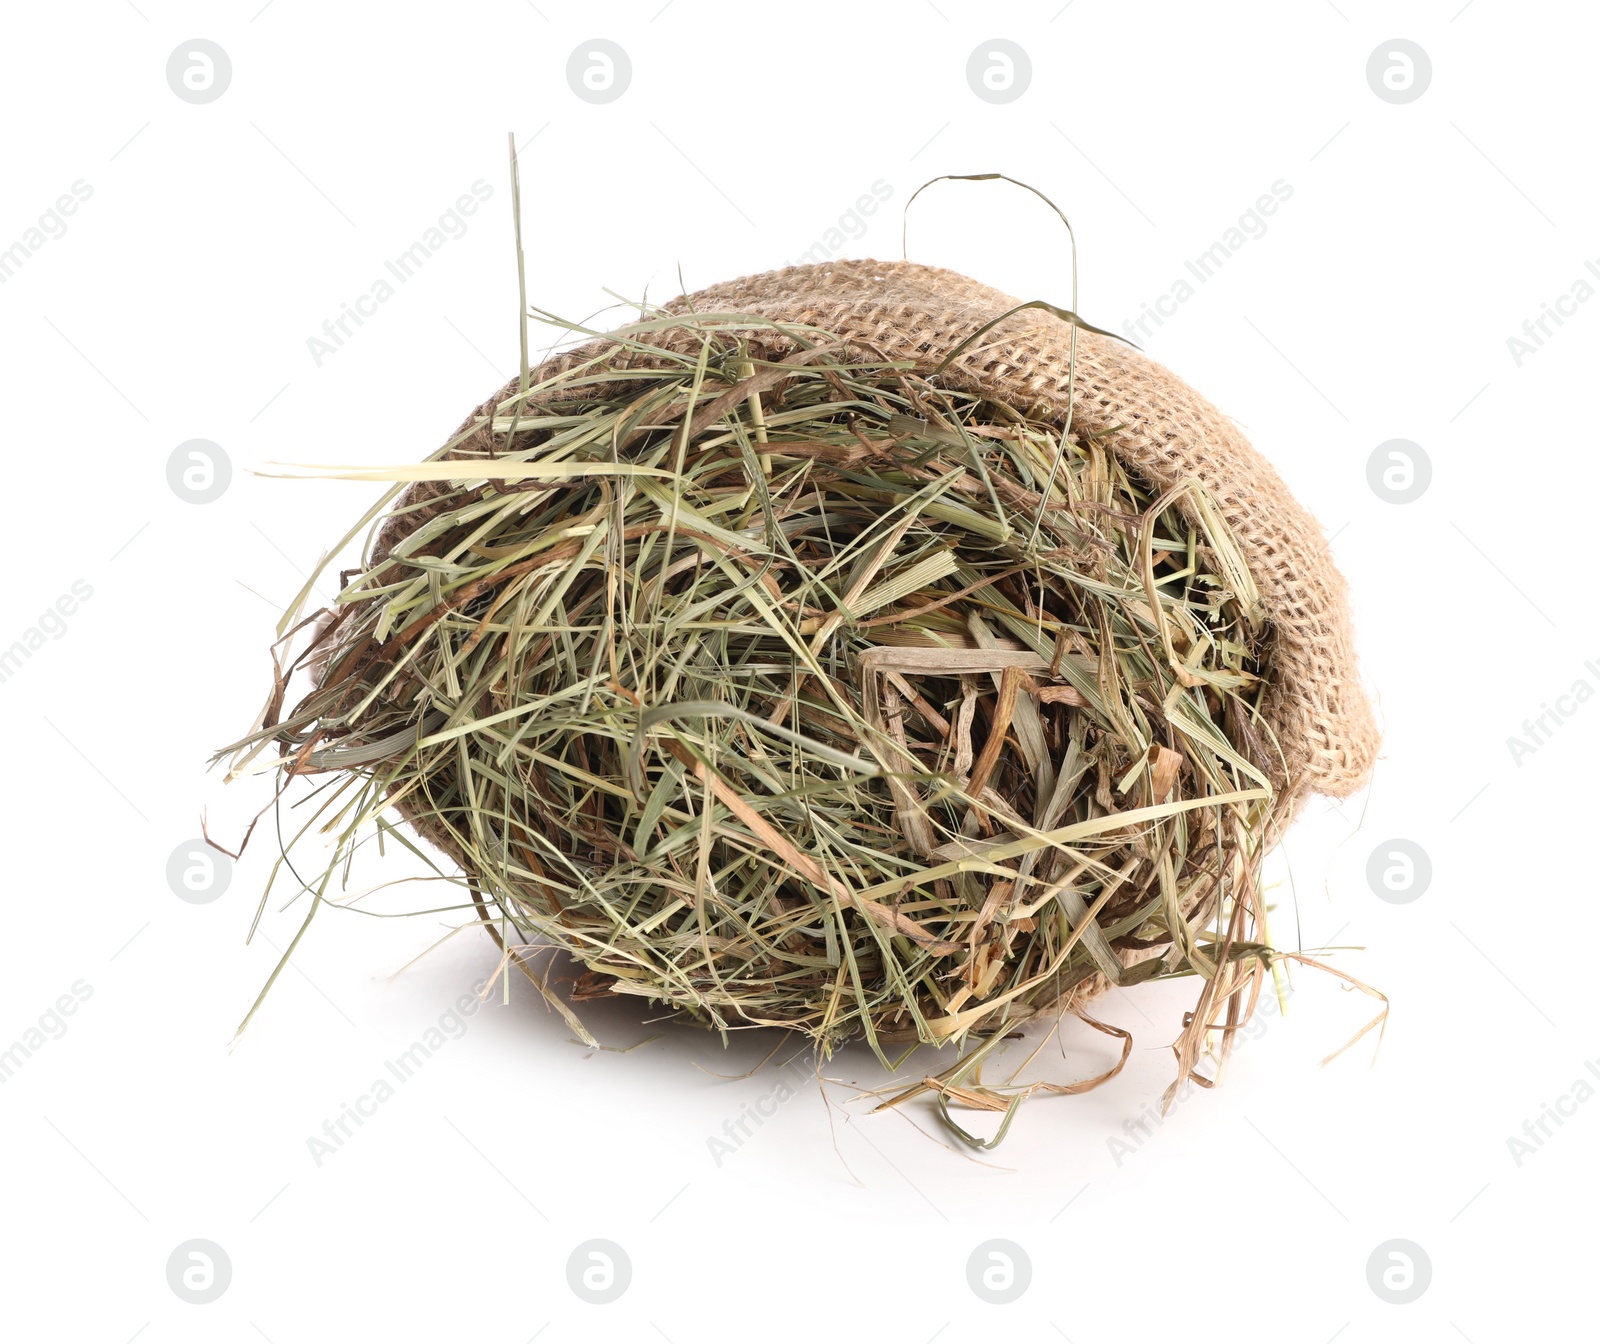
223,259,1378,1119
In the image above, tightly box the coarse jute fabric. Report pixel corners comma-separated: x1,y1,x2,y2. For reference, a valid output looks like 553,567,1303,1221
378,258,1376,803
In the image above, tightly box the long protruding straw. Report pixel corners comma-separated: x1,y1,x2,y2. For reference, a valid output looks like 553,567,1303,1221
901,173,1112,550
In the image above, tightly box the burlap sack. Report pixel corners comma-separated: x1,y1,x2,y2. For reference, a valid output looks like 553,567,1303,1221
380,258,1377,803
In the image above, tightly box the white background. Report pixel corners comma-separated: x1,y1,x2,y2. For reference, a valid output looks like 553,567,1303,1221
0,1,1592,1340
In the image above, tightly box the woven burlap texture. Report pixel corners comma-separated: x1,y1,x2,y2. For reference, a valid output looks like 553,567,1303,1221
382,258,1377,801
